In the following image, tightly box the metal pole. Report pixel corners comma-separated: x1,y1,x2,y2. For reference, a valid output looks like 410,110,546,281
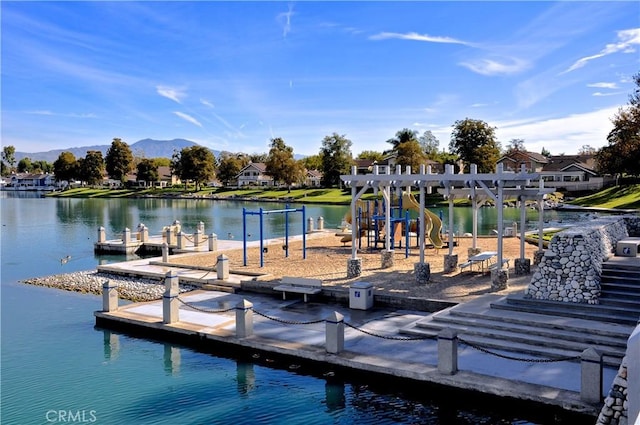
243,207,247,266
285,204,289,258
259,207,264,268
302,206,306,259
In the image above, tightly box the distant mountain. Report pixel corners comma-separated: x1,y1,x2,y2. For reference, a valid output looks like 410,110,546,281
14,138,213,162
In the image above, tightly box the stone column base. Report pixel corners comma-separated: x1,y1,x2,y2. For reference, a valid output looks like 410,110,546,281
347,258,362,278
533,250,545,265
414,262,431,284
491,268,509,291
381,250,394,269
467,247,481,259
514,258,531,275
444,254,458,274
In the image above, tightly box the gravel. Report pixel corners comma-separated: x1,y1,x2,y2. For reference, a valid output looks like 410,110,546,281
21,270,197,302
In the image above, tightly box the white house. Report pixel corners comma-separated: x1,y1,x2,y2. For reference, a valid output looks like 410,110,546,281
236,162,274,187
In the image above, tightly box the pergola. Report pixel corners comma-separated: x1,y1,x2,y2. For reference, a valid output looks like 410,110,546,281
340,163,554,284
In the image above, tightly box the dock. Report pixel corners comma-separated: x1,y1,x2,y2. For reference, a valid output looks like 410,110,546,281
94,279,621,421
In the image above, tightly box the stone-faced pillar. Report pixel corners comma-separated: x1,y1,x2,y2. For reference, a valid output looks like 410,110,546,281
414,262,431,284
381,250,394,269
347,258,362,278
491,268,509,291
444,254,458,274
533,250,545,265
467,247,481,259
515,258,531,275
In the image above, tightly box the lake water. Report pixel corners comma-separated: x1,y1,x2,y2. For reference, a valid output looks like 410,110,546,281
1,192,594,424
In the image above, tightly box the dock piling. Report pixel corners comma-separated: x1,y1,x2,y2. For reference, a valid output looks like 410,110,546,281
102,280,118,312
326,312,345,354
438,328,458,375
581,347,603,404
235,300,254,338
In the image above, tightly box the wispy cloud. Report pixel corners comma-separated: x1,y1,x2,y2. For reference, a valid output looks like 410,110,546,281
562,28,640,74
593,91,625,97
200,98,214,108
369,32,473,46
588,82,619,89
26,110,96,118
157,86,186,104
459,57,529,76
277,3,295,38
173,111,202,127
495,106,619,152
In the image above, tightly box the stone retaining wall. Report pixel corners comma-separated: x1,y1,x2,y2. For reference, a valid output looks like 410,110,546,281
596,356,629,425
623,215,640,237
525,217,629,304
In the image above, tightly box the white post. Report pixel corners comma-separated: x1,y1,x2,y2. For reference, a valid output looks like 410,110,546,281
438,328,458,375
209,233,217,251
235,300,254,338
162,242,169,262
325,311,345,354
217,254,229,280
102,280,118,312
98,227,106,243
122,228,131,245
581,347,603,404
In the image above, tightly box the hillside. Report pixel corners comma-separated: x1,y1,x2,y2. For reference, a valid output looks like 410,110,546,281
14,138,209,162
568,184,640,210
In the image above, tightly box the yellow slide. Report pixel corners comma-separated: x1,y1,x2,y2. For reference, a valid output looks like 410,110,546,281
401,192,444,249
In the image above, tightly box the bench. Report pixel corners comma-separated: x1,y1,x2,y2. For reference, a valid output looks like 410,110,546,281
273,277,323,302
488,259,510,271
459,260,475,272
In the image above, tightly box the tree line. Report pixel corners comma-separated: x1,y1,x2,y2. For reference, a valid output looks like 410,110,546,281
2,72,638,187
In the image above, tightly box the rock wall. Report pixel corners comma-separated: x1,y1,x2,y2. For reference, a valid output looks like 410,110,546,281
623,215,640,237
596,356,629,425
525,217,629,304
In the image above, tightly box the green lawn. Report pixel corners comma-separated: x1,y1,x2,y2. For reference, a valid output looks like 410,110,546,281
47,183,640,210
568,184,640,210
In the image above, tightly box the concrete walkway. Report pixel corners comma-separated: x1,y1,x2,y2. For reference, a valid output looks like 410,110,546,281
95,288,619,418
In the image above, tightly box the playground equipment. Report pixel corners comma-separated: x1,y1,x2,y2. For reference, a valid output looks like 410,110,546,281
401,192,444,249
242,205,306,267
338,197,411,256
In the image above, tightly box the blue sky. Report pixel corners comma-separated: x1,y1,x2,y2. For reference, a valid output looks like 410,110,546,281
2,1,639,158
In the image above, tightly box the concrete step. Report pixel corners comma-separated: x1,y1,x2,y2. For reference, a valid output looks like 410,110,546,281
601,274,640,285
494,296,639,326
602,262,640,272
414,312,628,350
400,324,623,367
601,281,640,293
599,291,640,305
399,294,633,368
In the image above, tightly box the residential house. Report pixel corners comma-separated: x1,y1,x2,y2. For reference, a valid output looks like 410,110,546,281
236,162,274,187
305,169,322,187
539,155,613,191
497,150,549,172
124,165,181,188
8,173,56,190
353,158,393,174
498,150,613,192
383,153,444,174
